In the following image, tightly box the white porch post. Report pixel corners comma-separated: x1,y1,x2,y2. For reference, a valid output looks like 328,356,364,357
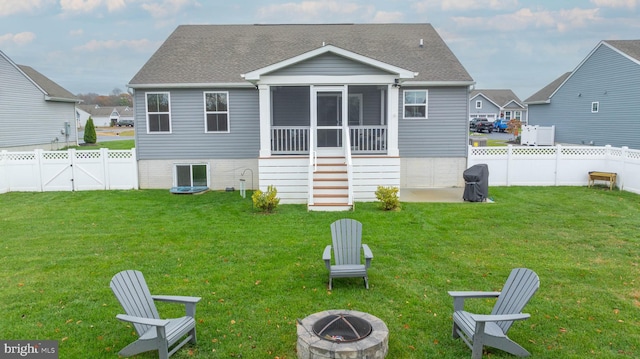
258,84,271,157
387,84,400,156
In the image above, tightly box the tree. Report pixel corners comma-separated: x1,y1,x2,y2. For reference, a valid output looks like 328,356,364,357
507,119,522,138
84,117,97,144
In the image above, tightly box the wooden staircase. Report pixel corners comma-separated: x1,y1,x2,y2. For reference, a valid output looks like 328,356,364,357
308,156,352,211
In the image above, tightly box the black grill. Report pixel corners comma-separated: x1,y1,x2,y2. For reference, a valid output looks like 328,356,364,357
313,314,372,342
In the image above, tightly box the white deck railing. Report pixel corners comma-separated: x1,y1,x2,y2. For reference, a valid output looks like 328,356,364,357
350,126,387,153
271,126,388,154
271,126,310,154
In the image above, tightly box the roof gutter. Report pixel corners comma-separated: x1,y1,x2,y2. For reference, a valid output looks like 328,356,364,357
127,82,255,90
524,100,551,105
45,95,81,103
127,80,475,89
401,80,475,87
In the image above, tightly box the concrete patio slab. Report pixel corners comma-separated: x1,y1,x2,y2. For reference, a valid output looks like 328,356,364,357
400,187,465,203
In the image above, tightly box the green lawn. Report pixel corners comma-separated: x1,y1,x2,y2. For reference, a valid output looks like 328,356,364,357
1,187,638,358
66,139,135,150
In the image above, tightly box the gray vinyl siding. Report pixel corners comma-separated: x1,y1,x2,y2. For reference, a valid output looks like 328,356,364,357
135,88,260,159
0,56,77,149
399,87,469,157
268,53,392,76
469,96,499,118
529,44,640,149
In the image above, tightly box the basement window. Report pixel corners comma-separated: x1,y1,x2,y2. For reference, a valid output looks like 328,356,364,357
174,164,209,187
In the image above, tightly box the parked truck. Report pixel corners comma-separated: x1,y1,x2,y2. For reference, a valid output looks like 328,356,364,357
469,118,493,133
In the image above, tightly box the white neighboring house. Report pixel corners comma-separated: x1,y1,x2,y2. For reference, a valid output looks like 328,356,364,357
1,50,80,151
77,105,134,127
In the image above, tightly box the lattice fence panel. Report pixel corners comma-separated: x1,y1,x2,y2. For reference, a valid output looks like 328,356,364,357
561,147,606,157
42,151,70,160
74,151,102,160
6,152,36,161
108,150,134,159
512,147,556,156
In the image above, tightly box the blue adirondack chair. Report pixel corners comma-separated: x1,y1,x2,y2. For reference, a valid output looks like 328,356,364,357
110,270,201,359
323,219,373,289
448,268,540,358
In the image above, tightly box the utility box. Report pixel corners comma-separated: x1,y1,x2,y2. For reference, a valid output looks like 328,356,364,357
469,137,487,147
463,164,489,202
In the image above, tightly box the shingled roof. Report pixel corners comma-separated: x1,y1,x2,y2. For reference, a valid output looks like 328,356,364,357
128,23,473,87
605,39,640,62
524,72,571,104
17,65,78,102
470,89,523,108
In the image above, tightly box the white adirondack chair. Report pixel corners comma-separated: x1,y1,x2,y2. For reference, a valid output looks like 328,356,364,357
323,219,373,289
448,268,540,359
110,270,201,359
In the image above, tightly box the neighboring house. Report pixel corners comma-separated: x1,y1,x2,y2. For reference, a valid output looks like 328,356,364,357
469,89,526,123
525,40,640,149
1,50,80,151
128,24,474,210
77,105,134,127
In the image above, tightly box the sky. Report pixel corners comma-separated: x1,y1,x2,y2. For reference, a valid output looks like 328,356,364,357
1,0,639,100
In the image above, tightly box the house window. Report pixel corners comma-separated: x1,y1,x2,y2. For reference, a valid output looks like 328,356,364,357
175,164,208,187
204,92,229,132
403,90,428,119
504,111,512,120
146,92,171,133
514,111,522,121
475,100,482,109
591,102,599,113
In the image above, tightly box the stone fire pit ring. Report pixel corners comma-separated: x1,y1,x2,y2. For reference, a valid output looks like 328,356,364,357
297,309,389,359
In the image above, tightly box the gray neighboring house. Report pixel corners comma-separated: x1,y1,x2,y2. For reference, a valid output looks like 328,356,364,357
469,89,526,123
525,40,640,149
128,24,474,210
1,50,80,151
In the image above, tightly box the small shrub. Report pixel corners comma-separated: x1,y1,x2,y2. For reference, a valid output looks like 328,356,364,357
84,117,97,144
375,185,400,211
252,185,280,213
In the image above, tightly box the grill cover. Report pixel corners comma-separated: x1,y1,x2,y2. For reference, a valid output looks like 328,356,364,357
463,164,489,202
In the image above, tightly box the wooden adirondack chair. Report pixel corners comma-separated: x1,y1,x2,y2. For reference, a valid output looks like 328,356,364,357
323,219,373,290
448,268,540,359
110,270,201,359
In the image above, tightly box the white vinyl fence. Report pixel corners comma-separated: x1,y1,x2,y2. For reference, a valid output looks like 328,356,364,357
468,145,640,195
1,145,639,195
0,148,138,193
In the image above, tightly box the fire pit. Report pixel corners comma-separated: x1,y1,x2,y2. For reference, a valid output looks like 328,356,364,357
297,310,388,359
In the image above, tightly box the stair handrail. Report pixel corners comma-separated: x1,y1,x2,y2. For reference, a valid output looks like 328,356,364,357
308,129,316,206
343,125,354,206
